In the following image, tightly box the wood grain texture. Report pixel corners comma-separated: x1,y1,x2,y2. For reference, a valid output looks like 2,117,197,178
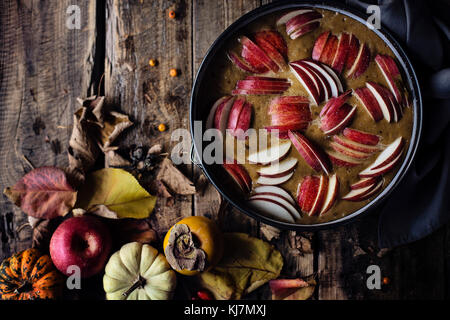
0,0,97,260
104,0,193,241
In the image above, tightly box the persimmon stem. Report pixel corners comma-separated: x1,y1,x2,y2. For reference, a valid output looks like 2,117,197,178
122,276,146,298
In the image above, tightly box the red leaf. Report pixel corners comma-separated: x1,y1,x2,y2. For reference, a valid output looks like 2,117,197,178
3,167,77,219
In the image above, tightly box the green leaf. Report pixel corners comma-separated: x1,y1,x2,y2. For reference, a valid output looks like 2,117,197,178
76,168,156,219
196,233,283,300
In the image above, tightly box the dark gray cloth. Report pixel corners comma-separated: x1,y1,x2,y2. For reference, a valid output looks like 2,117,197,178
342,0,450,247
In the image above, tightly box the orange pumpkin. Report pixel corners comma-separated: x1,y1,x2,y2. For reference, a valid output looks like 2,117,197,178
0,248,64,300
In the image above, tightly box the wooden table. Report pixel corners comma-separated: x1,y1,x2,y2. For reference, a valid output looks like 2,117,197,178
1,0,449,300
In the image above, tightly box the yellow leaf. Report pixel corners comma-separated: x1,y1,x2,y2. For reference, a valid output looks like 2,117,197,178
196,233,283,300
76,168,156,219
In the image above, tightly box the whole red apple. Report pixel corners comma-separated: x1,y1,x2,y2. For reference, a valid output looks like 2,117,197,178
50,216,112,278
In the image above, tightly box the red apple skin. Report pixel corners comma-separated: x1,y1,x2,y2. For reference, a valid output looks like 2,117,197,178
320,35,338,66
241,45,270,73
330,141,370,160
254,37,287,69
327,150,362,167
353,87,384,121
309,175,328,216
333,135,380,154
290,21,321,39
375,54,405,106
240,36,279,72
254,30,288,58
289,63,321,105
50,216,112,278
320,90,352,117
297,176,320,213
285,11,322,35
223,161,252,193
312,31,330,61
345,34,360,69
226,98,245,131
227,51,260,73
347,43,370,78
236,80,290,90
320,103,356,135
231,102,253,139
232,89,286,95
289,131,331,173
331,32,350,73
343,128,380,146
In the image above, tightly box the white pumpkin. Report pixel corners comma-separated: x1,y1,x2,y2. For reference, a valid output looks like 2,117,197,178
103,242,177,300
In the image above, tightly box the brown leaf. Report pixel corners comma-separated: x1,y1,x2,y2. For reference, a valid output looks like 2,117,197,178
260,224,281,242
99,111,133,151
105,150,131,168
156,158,195,195
288,231,313,255
149,179,173,198
106,219,157,245
4,167,77,219
68,105,101,185
31,218,60,252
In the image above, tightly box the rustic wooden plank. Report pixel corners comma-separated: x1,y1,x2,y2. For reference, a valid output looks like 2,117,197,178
104,0,193,241
0,0,97,260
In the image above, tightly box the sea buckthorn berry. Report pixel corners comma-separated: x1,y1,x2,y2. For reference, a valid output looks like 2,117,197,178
382,277,390,285
169,68,178,77
149,59,157,67
158,123,166,132
168,10,176,19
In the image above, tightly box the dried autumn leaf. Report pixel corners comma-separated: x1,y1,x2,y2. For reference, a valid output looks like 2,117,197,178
156,157,195,195
31,218,61,252
99,111,133,151
196,233,283,300
105,150,131,168
76,168,156,219
3,167,77,219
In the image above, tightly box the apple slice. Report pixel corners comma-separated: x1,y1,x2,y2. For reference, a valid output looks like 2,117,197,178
319,35,338,66
236,80,291,91
303,60,341,98
366,82,395,122
375,54,406,107
320,103,356,135
342,182,378,201
269,96,309,106
359,152,403,178
227,51,261,73
254,36,287,70
308,175,328,216
319,90,352,117
253,185,295,205
319,174,339,215
206,96,232,129
229,102,252,140
290,62,324,102
382,86,402,123
222,162,252,193
285,11,322,36
254,30,287,57
343,128,380,146
256,171,294,186
322,64,344,93
289,63,321,105
330,141,371,160
288,131,331,174
346,43,370,78
345,33,360,70
353,87,383,121
326,150,363,167
265,123,309,133
366,137,404,170
312,31,330,61
276,9,314,25
297,176,320,214
296,61,332,102
332,135,381,154
249,198,295,223
213,96,236,135
249,194,301,220
331,32,350,73
258,157,297,177
290,21,321,39
350,176,380,190
240,45,270,73
247,140,292,165
240,36,279,72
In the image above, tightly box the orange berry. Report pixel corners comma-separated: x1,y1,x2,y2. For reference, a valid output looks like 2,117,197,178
169,68,178,77
158,123,166,132
382,277,390,285
149,59,157,67
168,10,176,19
